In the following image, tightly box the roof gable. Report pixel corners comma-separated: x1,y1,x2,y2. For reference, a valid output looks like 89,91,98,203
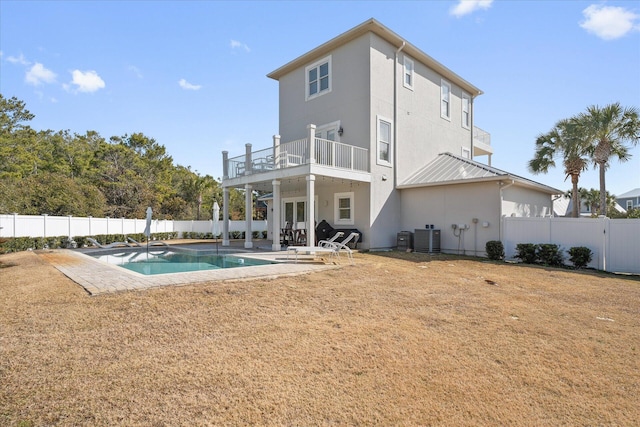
267,18,482,97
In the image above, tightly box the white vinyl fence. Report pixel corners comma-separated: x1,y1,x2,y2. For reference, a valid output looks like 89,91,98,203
503,216,640,274
0,214,267,239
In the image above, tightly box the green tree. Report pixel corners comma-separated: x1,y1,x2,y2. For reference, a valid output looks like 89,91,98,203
575,103,640,216
529,119,590,218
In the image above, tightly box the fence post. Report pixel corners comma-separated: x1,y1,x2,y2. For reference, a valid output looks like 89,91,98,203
68,215,73,238
13,213,18,238
43,214,48,238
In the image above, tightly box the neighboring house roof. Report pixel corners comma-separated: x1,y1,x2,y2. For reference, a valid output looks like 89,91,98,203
397,152,562,195
617,188,640,198
267,18,483,98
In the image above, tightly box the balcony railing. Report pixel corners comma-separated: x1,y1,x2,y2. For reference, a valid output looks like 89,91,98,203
226,137,369,179
473,126,491,147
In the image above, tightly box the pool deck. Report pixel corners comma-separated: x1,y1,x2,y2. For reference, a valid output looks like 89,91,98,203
39,240,342,296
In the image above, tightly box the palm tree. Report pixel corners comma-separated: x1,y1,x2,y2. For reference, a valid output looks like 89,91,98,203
574,103,640,216
529,119,590,218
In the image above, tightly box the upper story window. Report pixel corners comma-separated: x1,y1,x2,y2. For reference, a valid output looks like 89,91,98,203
403,56,414,90
461,92,471,129
377,116,392,166
627,200,633,210
441,79,451,120
306,56,331,101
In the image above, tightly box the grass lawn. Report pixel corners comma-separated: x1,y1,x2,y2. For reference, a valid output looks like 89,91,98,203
1,250,639,426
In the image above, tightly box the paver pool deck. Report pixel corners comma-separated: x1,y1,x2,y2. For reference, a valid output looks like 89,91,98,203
39,241,341,296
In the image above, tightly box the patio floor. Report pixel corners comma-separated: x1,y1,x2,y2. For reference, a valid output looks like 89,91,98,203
39,240,341,296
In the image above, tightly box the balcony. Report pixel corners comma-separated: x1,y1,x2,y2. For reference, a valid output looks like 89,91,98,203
473,126,492,158
224,136,369,180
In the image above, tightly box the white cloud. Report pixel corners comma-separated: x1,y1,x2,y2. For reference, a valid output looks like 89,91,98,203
68,69,105,93
450,0,493,17
128,65,143,78
580,4,640,40
25,62,57,86
178,78,202,90
230,39,251,52
7,53,30,65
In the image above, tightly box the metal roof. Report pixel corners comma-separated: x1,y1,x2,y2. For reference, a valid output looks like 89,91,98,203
617,188,640,198
398,153,562,195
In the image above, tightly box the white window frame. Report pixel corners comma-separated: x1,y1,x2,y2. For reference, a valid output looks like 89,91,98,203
403,56,414,90
461,92,471,129
376,115,393,167
627,200,633,210
305,55,332,101
334,192,355,226
441,79,451,121
461,147,471,159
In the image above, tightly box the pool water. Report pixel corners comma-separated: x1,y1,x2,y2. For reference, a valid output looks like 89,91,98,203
92,250,273,275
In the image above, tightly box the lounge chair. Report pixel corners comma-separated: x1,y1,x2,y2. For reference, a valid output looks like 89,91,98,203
127,237,169,247
87,237,132,249
287,232,358,264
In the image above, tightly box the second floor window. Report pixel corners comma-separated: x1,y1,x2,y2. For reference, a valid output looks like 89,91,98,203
377,116,392,166
462,92,470,129
441,79,451,120
404,57,414,90
306,56,331,100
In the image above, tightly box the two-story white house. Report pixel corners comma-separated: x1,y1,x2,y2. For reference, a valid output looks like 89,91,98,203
221,18,560,254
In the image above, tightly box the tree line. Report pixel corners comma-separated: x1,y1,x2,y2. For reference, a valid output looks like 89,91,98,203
529,102,639,218
0,94,249,220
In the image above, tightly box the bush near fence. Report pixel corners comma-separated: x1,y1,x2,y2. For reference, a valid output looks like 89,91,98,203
0,232,178,253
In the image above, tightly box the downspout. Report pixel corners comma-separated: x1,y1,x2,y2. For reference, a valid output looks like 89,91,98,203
393,41,405,187
499,179,515,241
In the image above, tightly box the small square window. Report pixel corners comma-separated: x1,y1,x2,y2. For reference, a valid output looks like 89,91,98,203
334,192,354,225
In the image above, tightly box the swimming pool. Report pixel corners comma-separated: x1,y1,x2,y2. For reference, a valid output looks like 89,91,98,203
90,248,274,275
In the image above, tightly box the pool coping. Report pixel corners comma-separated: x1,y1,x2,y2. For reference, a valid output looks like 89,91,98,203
39,247,341,296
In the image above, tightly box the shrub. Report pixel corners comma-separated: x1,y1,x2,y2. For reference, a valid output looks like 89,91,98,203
515,243,538,264
568,246,593,269
485,240,504,261
262,230,268,239
537,244,564,267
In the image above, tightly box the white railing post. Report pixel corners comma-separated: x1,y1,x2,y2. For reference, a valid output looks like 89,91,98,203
273,135,281,169
245,143,253,175
308,124,316,164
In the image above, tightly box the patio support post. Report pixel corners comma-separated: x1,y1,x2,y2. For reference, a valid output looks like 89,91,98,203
306,174,316,246
308,124,316,164
222,187,230,246
244,183,253,249
272,180,281,251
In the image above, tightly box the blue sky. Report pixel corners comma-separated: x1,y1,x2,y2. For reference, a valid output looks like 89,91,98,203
1,0,639,196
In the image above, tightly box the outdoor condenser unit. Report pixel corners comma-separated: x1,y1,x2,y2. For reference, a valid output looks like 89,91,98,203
414,228,441,253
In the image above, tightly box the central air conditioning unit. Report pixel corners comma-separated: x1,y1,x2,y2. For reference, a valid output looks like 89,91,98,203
414,228,441,253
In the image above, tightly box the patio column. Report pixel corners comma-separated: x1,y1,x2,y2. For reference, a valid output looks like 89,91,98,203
307,124,316,164
272,180,281,251
307,174,315,246
244,183,253,249
222,187,230,246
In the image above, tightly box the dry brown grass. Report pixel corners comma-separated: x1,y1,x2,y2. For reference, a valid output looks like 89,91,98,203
1,250,639,426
